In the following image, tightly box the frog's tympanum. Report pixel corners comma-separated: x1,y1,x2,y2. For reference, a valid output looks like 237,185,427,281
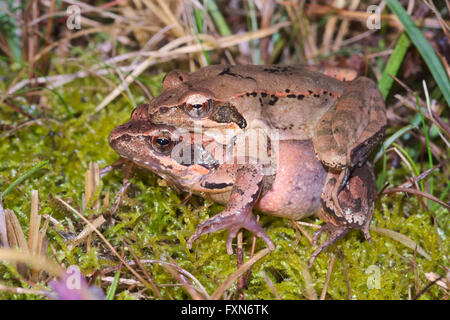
110,65,385,267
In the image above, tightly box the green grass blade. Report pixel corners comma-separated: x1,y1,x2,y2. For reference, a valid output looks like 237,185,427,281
1,160,49,197
193,8,211,65
392,142,424,191
374,124,417,161
386,0,450,107
106,269,121,300
376,144,387,189
207,0,231,36
378,33,410,100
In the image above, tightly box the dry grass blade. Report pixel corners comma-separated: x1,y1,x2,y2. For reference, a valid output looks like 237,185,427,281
0,283,48,296
4,209,28,251
0,198,8,248
54,197,157,294
84,162,100,211
0,248,62,276
335,248,351,300
126,243,163,300
320,253,336,300
383,187,450,210
31,26,117,64
100,258,210,299
292,220,313,244
260,270,281,300
161,256,204,300
424,272,448,290
319,0,343,55
66,215,105,250
414,275,445,300
94,21,290,112
299,262,318,300
101,276,141,287
7,65,135,95
28,190,41,256
397,164,442,189
211,248,270,300
423,0,450,38
142,258,210,299
370,226,431,260
331,0,362,52
306,4,448,29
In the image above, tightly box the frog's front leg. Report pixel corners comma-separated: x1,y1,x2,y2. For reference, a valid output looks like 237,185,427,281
186,163,275,254
312,77,386,215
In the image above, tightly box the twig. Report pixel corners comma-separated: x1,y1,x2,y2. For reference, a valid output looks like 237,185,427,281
382,187,449,210
125,242,163,299
211,248,270,300
335,247,351,300
320,253,336,300
413,276,444,300
55,197,158,294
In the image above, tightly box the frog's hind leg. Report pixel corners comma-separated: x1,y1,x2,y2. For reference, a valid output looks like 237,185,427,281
330,167,350,219
310,163,377,267
312,77,386,171
308,224,349,268
313,77,386,217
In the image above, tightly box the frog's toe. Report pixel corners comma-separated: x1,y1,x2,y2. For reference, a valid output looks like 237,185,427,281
308,224,349,268
187,211,274,254
224,217,275,254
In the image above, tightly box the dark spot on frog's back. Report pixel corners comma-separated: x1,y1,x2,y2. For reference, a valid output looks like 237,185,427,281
218,67,255,81
268,95,278,106
263,66,291,73
259,97,264,107
210,103,247,129
202,181,233,190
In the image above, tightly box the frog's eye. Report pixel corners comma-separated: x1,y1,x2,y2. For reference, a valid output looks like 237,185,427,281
183,94,213,119
151,131,175,154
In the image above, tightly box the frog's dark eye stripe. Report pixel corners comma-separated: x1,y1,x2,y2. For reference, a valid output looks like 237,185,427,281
130,107,138,119
183,99,213,119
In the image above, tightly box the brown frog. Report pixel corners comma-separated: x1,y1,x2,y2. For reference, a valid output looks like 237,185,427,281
145,64,386,219
109,105,378,266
